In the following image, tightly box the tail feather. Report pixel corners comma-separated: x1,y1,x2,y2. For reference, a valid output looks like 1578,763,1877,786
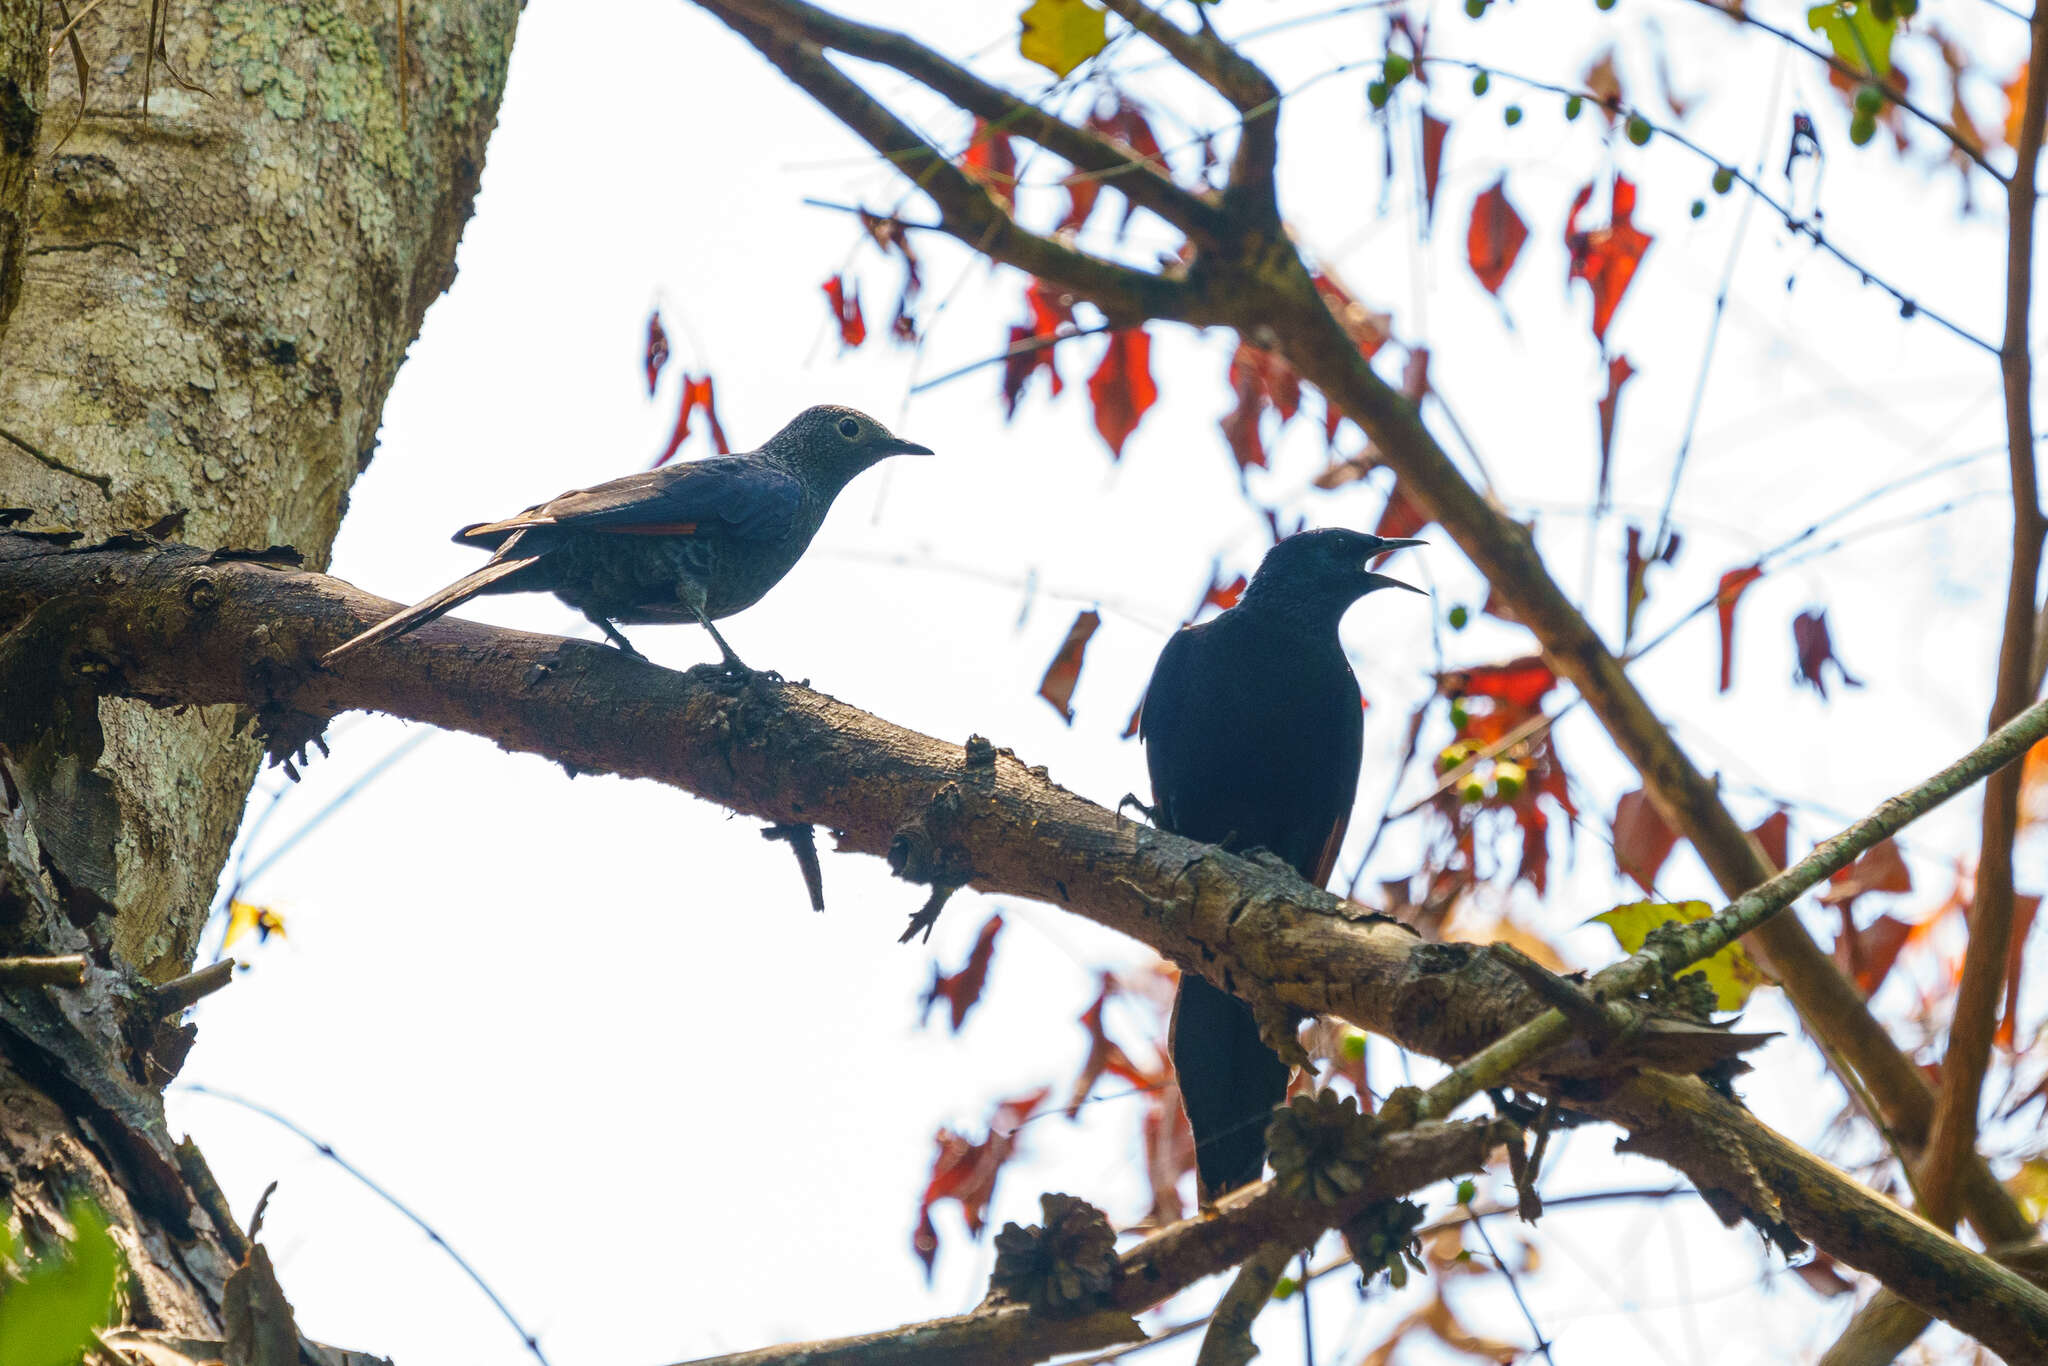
323,555,542,664
1171,972,1293,1196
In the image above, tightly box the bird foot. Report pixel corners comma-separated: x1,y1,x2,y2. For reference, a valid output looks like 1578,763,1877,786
1116,793,1159,824
1238,845,1295,874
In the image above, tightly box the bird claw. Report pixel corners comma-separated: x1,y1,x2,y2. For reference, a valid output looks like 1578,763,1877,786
1117,793,1158,824
1239,845,1295,873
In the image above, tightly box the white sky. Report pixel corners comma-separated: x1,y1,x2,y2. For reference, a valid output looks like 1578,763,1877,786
162,1,2040,1363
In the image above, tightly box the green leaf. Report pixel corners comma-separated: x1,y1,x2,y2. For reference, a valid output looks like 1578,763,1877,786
1588,900,1766,1011
1019,0,1109,79
1272,1275,1299,1299
1456,1178,1478,1204
1805,1,1895,78
0,1199,122,1366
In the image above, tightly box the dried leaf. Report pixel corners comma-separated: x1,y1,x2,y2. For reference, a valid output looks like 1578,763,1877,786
1312,270,1392,362
1751,810,1790,870
1997,893,2040,1050
1085,98,1165,233
1087,328,1158,458
1624,525,1650,642
1714,563,1765,694
912,1088,1050,1275
1067,972,1158,1117
1019,0,1108,79
1220,344,1301,473
1057,173,1101,234
1833,910,1915,996
1793,1250,1857,1298
920,913,1004,1032
1566,176,1655,344
2008,63,2031,152
1592,899,1764,1010
1819,837,1912,907
1466,177,1528,296
962,118,1018,207
1141,1072,1194,1225
1612,788,1679,894
822,275,866,349
1038,610,1101,723
1376,479,1430,542
654,375,731,466
1793,608,1863,699
643,312,670,397
1597,355,1636,509
1583,47,1623,122
1419,111,1449,224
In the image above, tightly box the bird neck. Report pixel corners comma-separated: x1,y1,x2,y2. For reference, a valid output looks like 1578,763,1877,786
1233,577,1356,638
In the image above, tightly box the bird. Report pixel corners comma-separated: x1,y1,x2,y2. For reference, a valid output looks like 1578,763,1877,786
1138,527,1425,1196
322,405,931,669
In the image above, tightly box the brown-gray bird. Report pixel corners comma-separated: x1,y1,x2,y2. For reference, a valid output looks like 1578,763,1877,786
323,405,931,669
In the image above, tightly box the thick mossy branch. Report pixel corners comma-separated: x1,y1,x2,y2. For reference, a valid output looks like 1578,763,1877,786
6,533,2048,1357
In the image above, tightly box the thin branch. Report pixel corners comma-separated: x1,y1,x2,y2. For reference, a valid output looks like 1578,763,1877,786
177,1084,554,1366
1195,1242,1294,1366
1920,0,2048,1235
1677,0,2009,184
908,322,1113,395
0,953,89,988
0,424,113,495
698,0,1194,323
735,0,1227,245
142,959,233,1017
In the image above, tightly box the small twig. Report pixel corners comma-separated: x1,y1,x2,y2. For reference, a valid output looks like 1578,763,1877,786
1194,1241,1296,1366
899,883,958,943
0,424,112,494
143,958,233,1017
1464,1196,1557,1365
907,322,1113,395
762,822,825,912
0,953,89,988
178,1084,554,1366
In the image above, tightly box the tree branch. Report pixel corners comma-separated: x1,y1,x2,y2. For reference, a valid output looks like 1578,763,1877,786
1919,0,2048,1236
711,0,1228,247
674,1119,1509,1366
695,0,1194,324
8,533,2048,1356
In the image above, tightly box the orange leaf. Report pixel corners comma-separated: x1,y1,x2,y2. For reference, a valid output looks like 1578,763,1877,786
961,117,1017,206
653,374,730,467
1714,563,1765,693
1997,893,2040,1050
1450,657,1558,714
1087,328,1158,458
1419,111,1449,224
1584,47,1623,122
643,312,670,397
2007,63,2030,152
1597,355,1636,508
1820,837,1913,907
1566,176,1654,343
822,275,866,349
1057,173,1100,233
1038,609,1101,723
919,913,1003,1032
1466,177,1528,296
1067,972,1159,1118
1751,809,1790,870
912,1087,1048,1276
1613,788,1679,894
1834,910,1914,997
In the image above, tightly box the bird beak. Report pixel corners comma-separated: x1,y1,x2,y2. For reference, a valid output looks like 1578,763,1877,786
1365,538,1426,594
881,437,934,456
1366,571,1428,596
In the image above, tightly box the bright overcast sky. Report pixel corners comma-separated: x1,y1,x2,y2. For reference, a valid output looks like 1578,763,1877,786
165,1,2037,1363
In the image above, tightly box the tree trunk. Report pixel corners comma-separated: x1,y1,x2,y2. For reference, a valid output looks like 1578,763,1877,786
0,0,517,1348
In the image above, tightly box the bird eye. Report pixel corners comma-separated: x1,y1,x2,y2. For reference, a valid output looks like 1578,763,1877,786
837,417,860,439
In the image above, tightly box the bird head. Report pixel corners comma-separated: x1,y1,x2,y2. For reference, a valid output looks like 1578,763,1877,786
1240,527,1427,619
768,405,933,478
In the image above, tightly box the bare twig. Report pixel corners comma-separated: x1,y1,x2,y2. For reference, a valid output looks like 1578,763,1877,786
0,424,113,494
1195,1242,1294,1366
763,822,826,911
142,958,233,1016
0,953,89,988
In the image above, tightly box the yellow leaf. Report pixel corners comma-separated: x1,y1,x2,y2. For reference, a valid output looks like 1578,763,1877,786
2009,1156,2048,1224
1588,900,1764,1012
223,900,286,950
1019,0,1108,79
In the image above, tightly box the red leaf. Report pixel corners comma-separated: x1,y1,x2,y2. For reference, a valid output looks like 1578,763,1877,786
1597,355,1636,509
1376,479,1431,542
1466,177,1529,296
1515,797,1551,894
860,209,924,340
1998,893,2040,1049
822,275,866,349
1792,609,1863,700
1058,173,1101,233
643,312,670,397
1452,657,1558,713
654,375,731,467
1067,972,1159,1118
1751,810,1790,870
1834,910,1915,997
1087,328,1158,458
1566,175,1655,343
1312,270,1392,363
1819,837,1913,907
1613,788,1679,894
1121,697,1143,740
912,1087,1049,1276
1001,281,1076,418
1038,609,1101,723
1200,569,1246,614
1624,525,1650,642
1218,343,1301,475
961,117,1017,206
1714,564,1765,694
1420,111,1449,224
1793,1250,1857,1299
920,913,1003,1032
1142,1070,1195,1225
1085,98,1163,232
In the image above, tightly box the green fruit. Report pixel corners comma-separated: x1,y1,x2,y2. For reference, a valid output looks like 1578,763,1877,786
1494,760,1527,799
1564,94,1584,121
1869,0,1895,17
1712,165,1735,194
1854,84,1884,116
1457,1179,1477,1204
1849,110,1876,146
1385,53,1412,84
1460,778,1486,803
1437,743,1473,773
1690,198,1705,219
1465,0,1487,15
1595,0,1617,10
1504,104,1523,126
1367,79,1390,109
1895,0,1917,15
1341,1031,1368,1062
1448,604,1470,629
1472,71,1490,96
1626,113,1652,145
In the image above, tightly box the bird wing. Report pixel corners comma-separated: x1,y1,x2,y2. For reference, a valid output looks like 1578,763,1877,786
1137,625,1201,830
455,458,802,548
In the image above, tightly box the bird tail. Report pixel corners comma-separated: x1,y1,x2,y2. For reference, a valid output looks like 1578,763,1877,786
323,554,543,664
1171,973,1293,1197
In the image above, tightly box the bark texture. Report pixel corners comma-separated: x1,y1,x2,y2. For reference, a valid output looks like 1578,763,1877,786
0,0,516,975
